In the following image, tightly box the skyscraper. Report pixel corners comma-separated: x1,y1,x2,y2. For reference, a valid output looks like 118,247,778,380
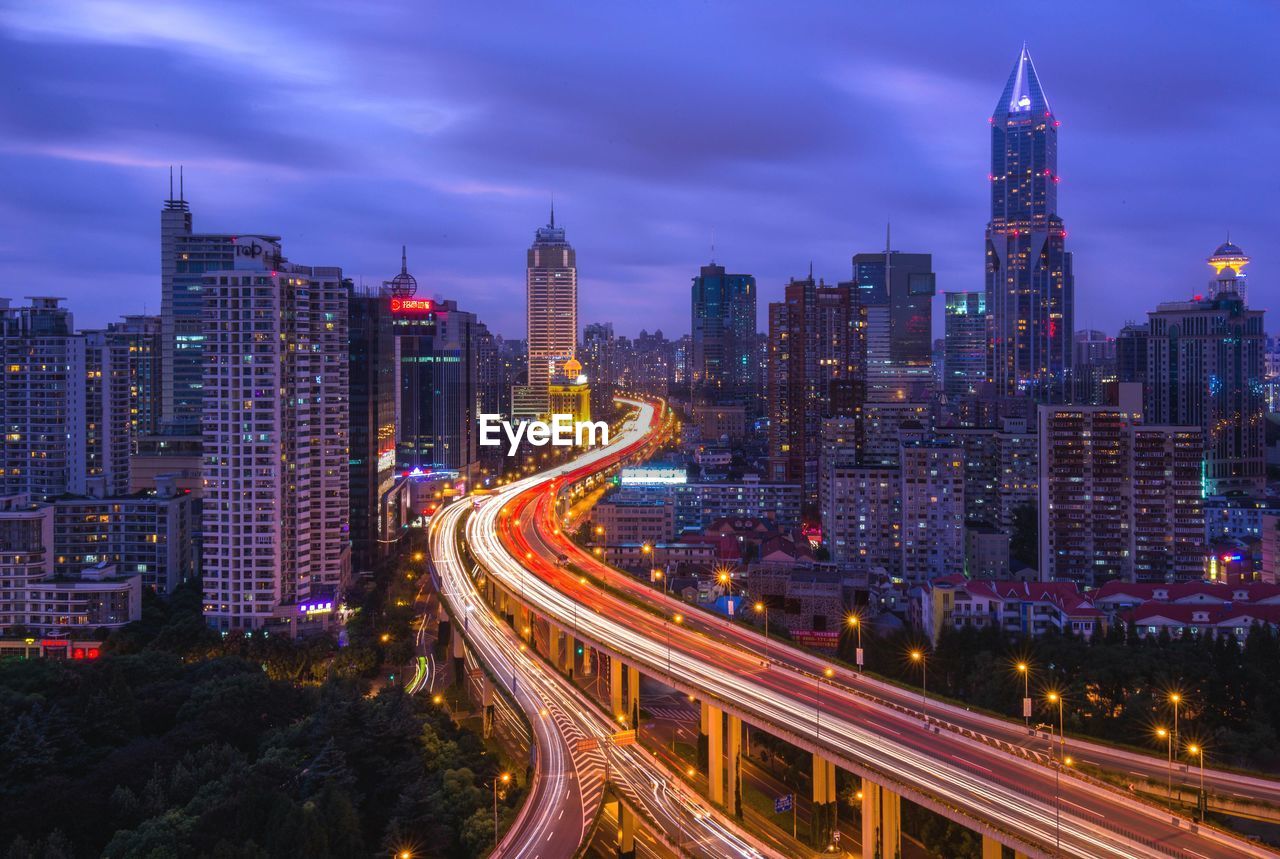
160,176,281,429
1147,281,1266,497
986,47,1074,401
851,246,935,402
515,208,577,418
201,264,349,630
766,274,863,509
394,294,482,482
943,291,988,399
348,273,398,573
690,262,757,412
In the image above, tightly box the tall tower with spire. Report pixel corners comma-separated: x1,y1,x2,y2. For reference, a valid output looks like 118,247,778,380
985,46,1073,401
513,207,578,418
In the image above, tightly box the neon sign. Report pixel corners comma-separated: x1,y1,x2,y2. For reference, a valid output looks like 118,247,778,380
390,298,434,313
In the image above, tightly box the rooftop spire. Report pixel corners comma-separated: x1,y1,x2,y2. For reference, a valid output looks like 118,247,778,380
995,44,1051,117
401,244,408,274
550,200,555,228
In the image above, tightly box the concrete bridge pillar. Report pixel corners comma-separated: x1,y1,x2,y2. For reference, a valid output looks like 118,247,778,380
726,713,742,817
861,780,901,859
615,799,636,859
812,755,837,848
549,625,564,668
706,703,725,805
981,836,1004,859
611,662,639,727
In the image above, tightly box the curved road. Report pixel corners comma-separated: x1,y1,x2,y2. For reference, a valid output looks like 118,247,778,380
470,397,1276,859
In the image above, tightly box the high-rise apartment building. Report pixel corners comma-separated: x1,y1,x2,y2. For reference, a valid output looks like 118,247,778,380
900,439,966,582
1038,406,1134,585
201,264,349,631
1131,426,1205,583
851,247,935,403
986,47,1073,401
106,314,163,447
1038,406,1205,585
161,182,282,429
0,298,131,499
766,275,863,507
514,209,577,418
1147,285,1266,496
943,291,988,399
691,262,757,412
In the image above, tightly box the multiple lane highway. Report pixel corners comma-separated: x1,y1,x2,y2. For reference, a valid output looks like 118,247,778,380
464,397,1277,858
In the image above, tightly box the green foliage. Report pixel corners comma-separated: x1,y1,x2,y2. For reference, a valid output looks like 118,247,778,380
0,654,514,858
848,622,1280,773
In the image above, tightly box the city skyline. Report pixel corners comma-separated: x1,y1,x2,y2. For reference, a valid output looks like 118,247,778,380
1,1,1276,340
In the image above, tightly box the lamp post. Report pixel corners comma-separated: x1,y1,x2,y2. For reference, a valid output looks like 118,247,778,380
1157,727,1172,800
1046,690,1065,764
848,614,863,671
1187,743,1206,821
755,601,769,662
1017,662,1031,728
493,772,511,843
910,649,927,705
1169,692,1181,762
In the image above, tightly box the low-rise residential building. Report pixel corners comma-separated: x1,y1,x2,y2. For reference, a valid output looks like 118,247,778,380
592,496,674,546
52,476,195,593
912,576,1102,645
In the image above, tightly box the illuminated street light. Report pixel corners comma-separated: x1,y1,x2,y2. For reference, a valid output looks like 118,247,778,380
1186,743,1206,821
1016,661,1031,727
848,613,864,671
493,772,511,840
910,649,927,704
755,601,769,662
1156,727,1173,799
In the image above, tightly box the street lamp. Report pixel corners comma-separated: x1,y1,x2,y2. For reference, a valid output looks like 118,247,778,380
848,614,863,670
493,772,511,841
1046,690,1065,764
910,649,927,705
1156,727,1172,800
1169,692,1182,760
755,601,769,662
1186,743,1206,821
1016,662,1031,727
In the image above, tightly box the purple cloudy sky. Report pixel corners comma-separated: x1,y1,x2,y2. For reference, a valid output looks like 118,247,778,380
1,1,1276,340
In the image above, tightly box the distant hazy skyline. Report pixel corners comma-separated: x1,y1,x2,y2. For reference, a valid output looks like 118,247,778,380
1,1,1275,339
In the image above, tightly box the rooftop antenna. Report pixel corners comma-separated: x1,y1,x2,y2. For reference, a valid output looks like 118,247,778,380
168,166,173,200
179,165,184,201
401,244,408,274
711,226,716,264
550,199,555,228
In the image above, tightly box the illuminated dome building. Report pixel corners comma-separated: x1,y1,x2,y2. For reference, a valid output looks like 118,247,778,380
1207,239,1250,303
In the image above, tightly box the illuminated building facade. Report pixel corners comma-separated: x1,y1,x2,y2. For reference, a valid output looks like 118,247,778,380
1206,240,1249,303
515,208,577,418
201,263,350,630
766,274,863,508
985,47,1074,401
394,296,480,482
943,291,988,398
348,268,399,572
851,247,935,403
160,178,281,429
690,262,757,412
1146,287,1266,497
548,358,591,424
